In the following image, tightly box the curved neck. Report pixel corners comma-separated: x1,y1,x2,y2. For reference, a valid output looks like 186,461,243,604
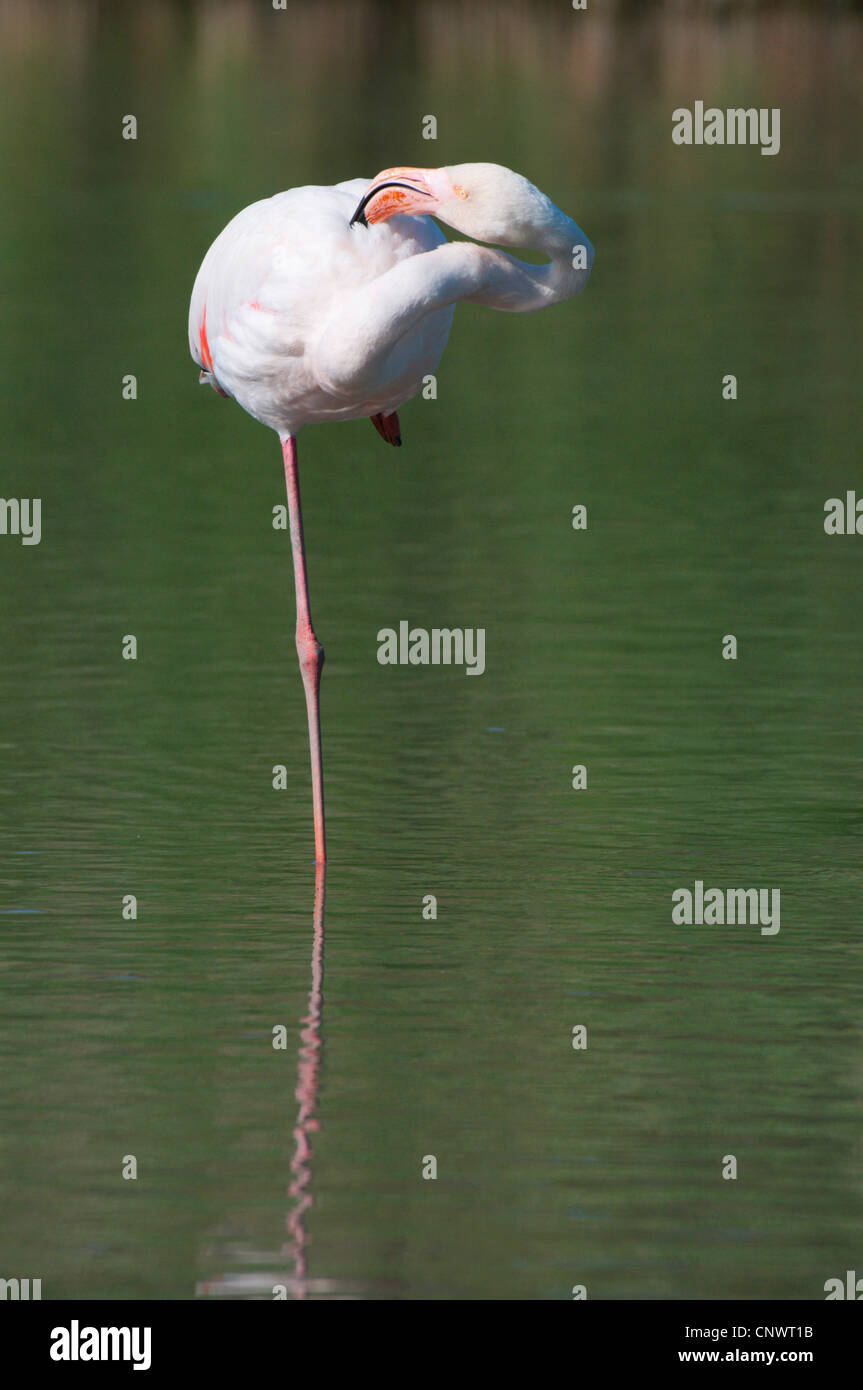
314,216,592,398
465,210,593,312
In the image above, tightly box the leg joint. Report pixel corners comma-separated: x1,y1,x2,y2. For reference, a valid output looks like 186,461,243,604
297,630,324,681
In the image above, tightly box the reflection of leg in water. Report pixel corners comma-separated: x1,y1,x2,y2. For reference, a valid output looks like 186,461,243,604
285,863,327,1299
195,867,328,1301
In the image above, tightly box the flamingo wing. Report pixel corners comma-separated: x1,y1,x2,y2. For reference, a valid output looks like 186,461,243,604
188,180,447,434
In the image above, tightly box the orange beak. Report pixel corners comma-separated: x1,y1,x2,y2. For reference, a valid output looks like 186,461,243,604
350,167,438,227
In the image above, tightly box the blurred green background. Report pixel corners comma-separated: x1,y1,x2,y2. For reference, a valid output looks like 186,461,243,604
0,0,862,1299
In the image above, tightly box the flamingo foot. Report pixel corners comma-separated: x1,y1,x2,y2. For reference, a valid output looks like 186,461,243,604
370,411,402,447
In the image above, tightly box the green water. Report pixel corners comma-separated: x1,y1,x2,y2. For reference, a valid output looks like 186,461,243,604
1,1,862,1300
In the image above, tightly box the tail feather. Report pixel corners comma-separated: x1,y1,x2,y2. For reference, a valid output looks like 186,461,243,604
199,369,228,398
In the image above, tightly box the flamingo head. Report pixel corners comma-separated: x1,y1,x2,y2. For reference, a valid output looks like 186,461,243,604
349,166,456,228
349,163,564,247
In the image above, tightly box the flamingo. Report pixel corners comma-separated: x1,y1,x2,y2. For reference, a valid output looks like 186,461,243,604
189,163,594,864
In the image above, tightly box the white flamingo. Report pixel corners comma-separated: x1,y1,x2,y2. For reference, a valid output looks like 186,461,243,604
189,163,594,864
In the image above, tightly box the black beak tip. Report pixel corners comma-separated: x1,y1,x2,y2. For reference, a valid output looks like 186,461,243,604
350,179,431,230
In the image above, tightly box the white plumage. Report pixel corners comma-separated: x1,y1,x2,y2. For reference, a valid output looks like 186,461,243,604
189,179,452,436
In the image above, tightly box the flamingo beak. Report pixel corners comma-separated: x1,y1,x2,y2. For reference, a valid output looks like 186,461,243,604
350,167,439,227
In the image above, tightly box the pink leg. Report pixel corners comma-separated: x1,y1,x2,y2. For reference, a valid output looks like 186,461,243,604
282,435,326,864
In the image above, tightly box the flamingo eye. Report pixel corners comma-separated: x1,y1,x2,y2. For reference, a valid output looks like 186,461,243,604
452,184,469,200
